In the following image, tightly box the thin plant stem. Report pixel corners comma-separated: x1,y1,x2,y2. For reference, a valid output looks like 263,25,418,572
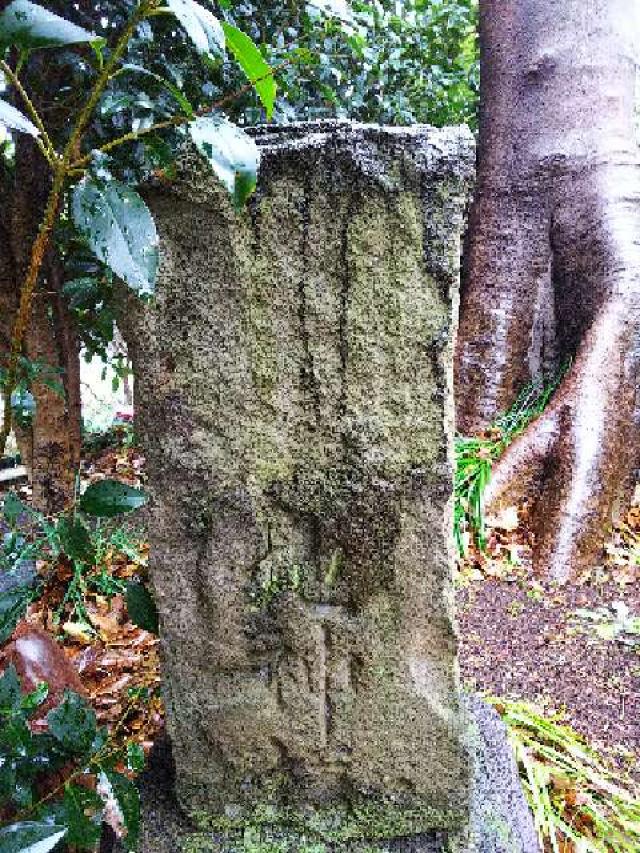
0,59,55,157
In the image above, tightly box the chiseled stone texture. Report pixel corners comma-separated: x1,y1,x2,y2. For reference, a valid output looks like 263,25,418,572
123,122,477,842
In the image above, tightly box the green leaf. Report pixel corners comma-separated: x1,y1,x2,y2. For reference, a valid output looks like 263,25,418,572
79,480,147,518
125,582,158,634
189,116,259,208
0,100,39,138
0,761,17,807
46,784,103,849
0,664,22,712
120,64,195,118
0,585,33,645
0,822,67,853
99,90,155,118
20,681,48,712
99,770,140,851
0,0,99,50
55,516,95,565
3,491,27,526
72,177,158,295
126,741,145,773
62,276,100,309
166,0,224,59
221,22,276,119
47,690,97,755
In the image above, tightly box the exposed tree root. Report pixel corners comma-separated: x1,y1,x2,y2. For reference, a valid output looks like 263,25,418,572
456,1,640,581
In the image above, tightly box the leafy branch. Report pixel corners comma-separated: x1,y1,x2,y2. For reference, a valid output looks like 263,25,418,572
0,1,153,457
11,688,146,825
0,0,279,459
0,664,147,851
70,60,289,171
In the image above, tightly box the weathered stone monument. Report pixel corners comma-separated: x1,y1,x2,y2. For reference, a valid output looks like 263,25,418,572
123,123,539,852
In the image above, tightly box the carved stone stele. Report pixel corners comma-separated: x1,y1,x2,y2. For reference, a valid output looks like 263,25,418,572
124,122,485,849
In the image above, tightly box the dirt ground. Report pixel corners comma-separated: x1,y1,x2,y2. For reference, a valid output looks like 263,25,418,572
457,524,640,778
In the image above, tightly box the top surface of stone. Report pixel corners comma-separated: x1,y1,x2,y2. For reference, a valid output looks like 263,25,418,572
251,121,475,180
152,120,475,204
249,119,474,152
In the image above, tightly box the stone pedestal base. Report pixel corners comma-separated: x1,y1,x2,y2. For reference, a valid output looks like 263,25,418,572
120,696,539,853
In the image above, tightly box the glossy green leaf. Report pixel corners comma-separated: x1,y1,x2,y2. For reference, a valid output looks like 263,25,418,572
0,0,99,50
0,100,39,138
0,586,33,645
3,491,27,526
62,276,100,309
99,90,155,118
99,770,141,851
0,760,17,807
46,785,103,849
125,582,158,635
20,681,48,713
0,822,67,853
120,64,195,118
126,741,145,773
72,177,158,295
221,22,276,118
189,116,259,208
47,690,97,755
166,0,224,59
79,480,147,518
0,664,21,712
55,516,94,565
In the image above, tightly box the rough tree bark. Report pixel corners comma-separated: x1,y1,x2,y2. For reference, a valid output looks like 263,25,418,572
1,148,33,471
5,139,81,513
455,0,640,580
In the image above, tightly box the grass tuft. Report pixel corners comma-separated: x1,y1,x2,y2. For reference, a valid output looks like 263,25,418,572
494,698,640,853
454,368,567,555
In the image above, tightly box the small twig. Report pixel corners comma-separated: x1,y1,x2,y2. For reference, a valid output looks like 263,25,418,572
70,60,291,170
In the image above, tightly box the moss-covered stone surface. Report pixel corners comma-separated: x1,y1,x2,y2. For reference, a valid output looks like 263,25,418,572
122,122,477,843
179,797,456,852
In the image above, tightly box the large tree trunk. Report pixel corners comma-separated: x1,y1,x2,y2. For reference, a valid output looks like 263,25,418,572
24,262,81,514
0,148,33,471
456,0,640,580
